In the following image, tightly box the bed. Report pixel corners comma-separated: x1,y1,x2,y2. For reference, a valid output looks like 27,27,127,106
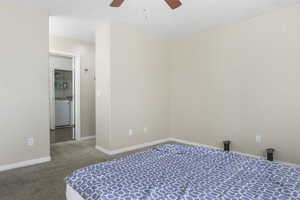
65,144,300,200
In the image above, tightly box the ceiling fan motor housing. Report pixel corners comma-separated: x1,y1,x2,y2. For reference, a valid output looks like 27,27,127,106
110,0,182,9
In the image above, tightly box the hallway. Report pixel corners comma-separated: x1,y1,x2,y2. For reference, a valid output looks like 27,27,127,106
50,127,74,144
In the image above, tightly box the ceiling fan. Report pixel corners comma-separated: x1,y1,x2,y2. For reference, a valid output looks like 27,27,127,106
110,0,182,10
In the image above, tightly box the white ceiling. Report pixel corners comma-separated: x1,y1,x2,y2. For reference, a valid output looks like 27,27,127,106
8,0,300,42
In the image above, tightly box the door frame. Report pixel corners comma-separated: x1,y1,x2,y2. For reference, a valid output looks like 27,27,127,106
49,50,81,140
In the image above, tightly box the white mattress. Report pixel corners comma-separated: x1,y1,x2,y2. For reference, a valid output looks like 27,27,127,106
66,184,84,200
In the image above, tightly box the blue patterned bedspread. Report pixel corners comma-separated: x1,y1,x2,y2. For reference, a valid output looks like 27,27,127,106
65,144,300,200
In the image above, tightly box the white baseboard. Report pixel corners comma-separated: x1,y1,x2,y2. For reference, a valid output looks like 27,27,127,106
80,136,96,141
0,156,51,172
169,138,300,167
95,138,170,155
94,137,299,167
95,146,112,155
1,138,295,173
169,138,220,150
170,137,264,160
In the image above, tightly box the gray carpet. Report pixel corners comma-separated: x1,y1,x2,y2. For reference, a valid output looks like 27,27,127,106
0,140,109,200
0,140,171,200
50,127,74,144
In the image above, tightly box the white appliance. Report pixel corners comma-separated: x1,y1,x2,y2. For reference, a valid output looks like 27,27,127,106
55,100,72,126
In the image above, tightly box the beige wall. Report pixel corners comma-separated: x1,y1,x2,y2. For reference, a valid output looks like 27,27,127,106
95,5,300,164
49,55,73,68
49,36,96,137
0,3,50,165
170,4,300,164
95,23,111,149
96,23,169,150
109,24,170,149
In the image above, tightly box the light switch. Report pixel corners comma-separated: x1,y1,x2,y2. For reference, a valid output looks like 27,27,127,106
129,129,133,136
256,135,262,144
96,90,102,97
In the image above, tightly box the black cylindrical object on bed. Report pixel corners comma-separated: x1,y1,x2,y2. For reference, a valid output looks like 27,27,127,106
266,148,275,161
223,141,231,152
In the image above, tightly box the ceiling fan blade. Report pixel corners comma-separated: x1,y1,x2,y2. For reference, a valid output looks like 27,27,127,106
164,0,182,9
110,0,125,7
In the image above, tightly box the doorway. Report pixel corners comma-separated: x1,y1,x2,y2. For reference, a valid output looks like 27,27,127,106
49,51,81,143
52,69,73,143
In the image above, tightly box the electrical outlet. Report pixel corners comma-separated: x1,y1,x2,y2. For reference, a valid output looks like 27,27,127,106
144,127,148,133
256,135,262,144
128,129,133,136
26,137,34,146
